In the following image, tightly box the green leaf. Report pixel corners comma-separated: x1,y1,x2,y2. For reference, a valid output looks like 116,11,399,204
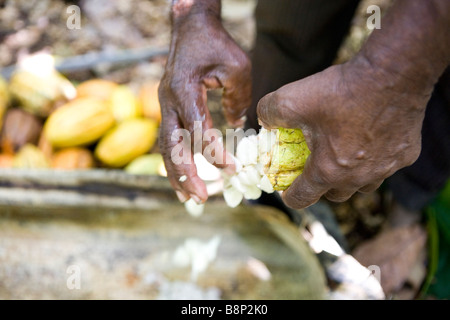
423,180,450,299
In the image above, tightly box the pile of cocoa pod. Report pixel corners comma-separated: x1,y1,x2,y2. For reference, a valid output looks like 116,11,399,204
0,58,165,176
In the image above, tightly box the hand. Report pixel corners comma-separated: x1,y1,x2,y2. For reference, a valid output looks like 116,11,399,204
158,2,251,204
257,54,432,209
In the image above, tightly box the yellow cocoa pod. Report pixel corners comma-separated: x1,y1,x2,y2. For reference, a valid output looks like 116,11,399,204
95,118,158,167
0,76,9,131
125,153,166,176
44,97,115,148
76,79,118,101
13,144,50,169
109,85,142,122
9,70,75,117
264,128,311,191
37,132,54,161
51,147,95,170
0,153,14,168
0,75,9,106
138,81,161,124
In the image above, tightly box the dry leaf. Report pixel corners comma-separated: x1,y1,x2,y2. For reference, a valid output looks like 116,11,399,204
351,224,427,295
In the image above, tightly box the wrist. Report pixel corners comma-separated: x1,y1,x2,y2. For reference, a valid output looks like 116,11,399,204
345,52,431,115
171,0,221,22
353,0,450,98
356,45,439,100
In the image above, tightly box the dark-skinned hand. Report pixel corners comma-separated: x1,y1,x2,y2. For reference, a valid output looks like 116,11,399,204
158,1,251,204
257,55,429,209
257,0,449,209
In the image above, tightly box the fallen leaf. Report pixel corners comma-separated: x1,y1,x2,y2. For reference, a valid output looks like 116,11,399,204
351,224,427,295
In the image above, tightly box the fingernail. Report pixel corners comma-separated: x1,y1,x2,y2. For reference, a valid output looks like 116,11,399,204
190,194,202,204
176,191,188,203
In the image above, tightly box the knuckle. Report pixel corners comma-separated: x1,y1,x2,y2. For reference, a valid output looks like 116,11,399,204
231,47,250,68
160,70,186,95
269,90,282,107
168,77,183,95
359,181,383,193
325,187,355,202
325,192,351,203
315,162,341,186
348,173,373,189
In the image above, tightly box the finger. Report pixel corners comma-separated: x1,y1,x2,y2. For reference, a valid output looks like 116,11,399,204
202,128,236,173
281,154,329,209
222,80,251,127
256,72,323,129
324,188,357,203
159,111,208,204
358,180,384,193
257,91,298,129
218,59,252,127
178,82,236,172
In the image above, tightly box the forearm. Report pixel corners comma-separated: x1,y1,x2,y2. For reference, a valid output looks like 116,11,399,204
358,0,450,97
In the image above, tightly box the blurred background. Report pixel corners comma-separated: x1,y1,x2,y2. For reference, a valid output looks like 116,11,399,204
0,0,448,300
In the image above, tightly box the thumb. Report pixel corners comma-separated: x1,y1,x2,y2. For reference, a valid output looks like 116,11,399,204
256,73,322,130
281,152,329,209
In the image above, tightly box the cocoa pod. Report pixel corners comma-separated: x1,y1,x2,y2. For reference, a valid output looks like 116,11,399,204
51,147,95,170
0,108,43,153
